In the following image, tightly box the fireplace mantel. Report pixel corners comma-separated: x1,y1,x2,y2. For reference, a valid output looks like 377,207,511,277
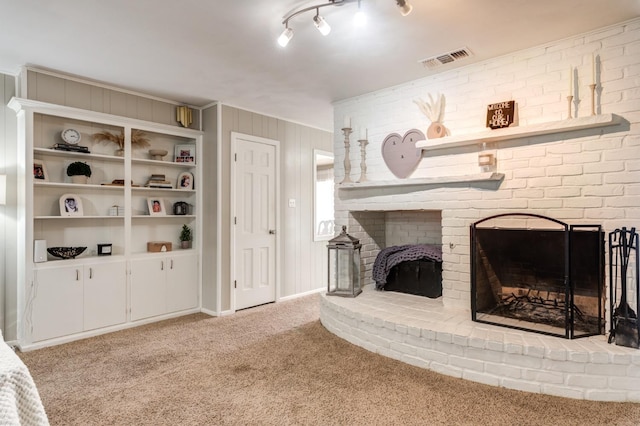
416,113,622,151
339,172,504,190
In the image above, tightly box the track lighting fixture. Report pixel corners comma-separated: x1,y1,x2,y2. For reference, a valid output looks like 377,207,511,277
277,0,411,47
396,0,412,16
278,26,294,47
313,12,331,36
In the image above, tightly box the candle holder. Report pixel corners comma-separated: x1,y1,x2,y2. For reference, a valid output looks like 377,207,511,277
357,138,368,183
340,127,352,184
566,95,574,119
589,84,597,116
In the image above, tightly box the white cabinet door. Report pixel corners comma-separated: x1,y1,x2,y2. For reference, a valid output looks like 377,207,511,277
84,261,127,331
166,253,198,313
32,266,84,342
130,257,168,321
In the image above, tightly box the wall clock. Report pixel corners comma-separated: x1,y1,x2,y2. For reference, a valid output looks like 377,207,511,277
61,128,81,145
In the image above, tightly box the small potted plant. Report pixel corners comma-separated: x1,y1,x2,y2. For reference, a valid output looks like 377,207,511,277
66,161,92,184
179,224,193,249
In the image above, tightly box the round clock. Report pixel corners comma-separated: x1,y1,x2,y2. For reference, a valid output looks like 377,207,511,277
61,128,81,145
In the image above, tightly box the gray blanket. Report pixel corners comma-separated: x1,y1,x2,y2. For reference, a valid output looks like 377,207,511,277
373,244,442,290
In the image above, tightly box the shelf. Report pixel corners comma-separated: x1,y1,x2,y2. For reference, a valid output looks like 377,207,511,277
34,147,125,163
34,182,125,191
34,254,126,268
132,187,195,193
34,215,125,220
339,172,504,189
132,158,196,168
415,114,622,151
132,215,196,219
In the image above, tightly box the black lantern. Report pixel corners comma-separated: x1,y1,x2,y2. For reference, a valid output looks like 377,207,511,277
327,225,362,297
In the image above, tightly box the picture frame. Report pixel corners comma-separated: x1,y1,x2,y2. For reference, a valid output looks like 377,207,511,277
177,171,194,190
59,193,83,217
147,198,166,216
33,160,48,182
97,243,112,256
175,144,196,163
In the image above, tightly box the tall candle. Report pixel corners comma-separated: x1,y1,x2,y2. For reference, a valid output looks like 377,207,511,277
568,66,573,95
343,116,351,129
592,54,596,85
360,127,367,140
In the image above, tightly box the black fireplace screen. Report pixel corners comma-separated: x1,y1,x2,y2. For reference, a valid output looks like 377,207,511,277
471,213,604,339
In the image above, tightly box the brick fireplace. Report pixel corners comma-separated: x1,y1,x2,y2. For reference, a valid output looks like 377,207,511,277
321,19,640,401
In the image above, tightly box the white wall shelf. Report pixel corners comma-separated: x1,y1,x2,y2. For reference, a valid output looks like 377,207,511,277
415,114,622,151
339,172,504,190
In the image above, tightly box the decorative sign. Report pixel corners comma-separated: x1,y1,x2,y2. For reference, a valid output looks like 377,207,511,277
381,129,425,179
486,101,515,129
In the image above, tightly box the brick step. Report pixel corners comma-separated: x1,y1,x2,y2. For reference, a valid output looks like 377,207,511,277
320,285,640,402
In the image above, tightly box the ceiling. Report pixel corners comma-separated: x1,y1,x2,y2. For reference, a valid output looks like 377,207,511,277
1,0,638,130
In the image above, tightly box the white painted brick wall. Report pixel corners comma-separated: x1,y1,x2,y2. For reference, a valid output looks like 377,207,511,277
334,19,640,310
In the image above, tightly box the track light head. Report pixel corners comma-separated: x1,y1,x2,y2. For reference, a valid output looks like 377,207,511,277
313,13,331,36
396,0,412,16
278,27,294,47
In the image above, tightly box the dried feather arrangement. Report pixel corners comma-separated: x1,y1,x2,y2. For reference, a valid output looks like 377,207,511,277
413,93,448,139
92,129,151,149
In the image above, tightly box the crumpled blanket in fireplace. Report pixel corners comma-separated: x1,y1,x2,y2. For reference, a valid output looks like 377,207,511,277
373,244,442,290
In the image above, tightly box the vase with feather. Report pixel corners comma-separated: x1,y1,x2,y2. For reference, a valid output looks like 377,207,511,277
413,93,448,139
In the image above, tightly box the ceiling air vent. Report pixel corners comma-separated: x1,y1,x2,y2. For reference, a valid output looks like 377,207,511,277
418,47,473,70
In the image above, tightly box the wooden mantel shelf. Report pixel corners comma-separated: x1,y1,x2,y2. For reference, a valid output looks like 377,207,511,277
415,113,622,151
339,172,504,190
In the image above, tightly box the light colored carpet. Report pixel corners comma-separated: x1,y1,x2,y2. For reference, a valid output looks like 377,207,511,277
19,294,640,425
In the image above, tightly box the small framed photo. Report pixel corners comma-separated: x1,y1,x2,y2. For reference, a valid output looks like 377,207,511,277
147,198,166,216
175,144,196,163
34,160,48,182
59,193,83,217
97,243,112,256
177,172,194,190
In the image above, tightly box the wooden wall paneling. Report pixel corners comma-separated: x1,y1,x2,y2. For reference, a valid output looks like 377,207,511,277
125,93,139,119
90,86,105,113
34,73,65,105
220,105,235,311
109,91,128,117
64,80,92,111
151,100,172,126
137,97,154,122
1,73,18,340
201,104,218,312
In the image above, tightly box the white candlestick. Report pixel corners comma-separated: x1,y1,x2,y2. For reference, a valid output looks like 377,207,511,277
343,116,351,129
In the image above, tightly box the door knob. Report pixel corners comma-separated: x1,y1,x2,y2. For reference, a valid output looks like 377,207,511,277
269,230,276,235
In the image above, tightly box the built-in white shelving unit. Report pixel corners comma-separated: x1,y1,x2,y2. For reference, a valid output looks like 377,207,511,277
9,97,204,350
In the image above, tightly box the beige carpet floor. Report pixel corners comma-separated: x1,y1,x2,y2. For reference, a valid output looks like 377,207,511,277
19,294,640,426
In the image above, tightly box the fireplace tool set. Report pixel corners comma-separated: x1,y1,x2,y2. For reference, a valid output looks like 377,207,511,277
608,227,639,349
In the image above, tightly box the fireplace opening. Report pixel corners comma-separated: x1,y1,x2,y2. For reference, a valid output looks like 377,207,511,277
373,245,443,298
471,213,605,339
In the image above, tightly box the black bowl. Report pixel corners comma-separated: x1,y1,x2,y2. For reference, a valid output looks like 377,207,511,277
47,246,87,259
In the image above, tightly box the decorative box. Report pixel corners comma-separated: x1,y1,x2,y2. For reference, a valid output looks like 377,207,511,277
147,241,172,252
108,205,125,216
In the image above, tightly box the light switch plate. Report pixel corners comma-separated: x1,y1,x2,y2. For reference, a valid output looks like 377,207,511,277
288,199,296,208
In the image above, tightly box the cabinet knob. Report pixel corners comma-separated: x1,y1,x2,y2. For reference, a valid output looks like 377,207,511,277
269,230,276,235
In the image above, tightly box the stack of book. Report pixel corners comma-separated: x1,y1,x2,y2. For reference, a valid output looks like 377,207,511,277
52,143,90,153
145,174,173,188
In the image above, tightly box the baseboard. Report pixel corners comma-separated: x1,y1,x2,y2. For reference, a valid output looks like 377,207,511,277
200,307,218,317
279,287,324,302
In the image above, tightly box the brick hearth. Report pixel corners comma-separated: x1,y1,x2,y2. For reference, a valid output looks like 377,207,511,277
320,286,640,402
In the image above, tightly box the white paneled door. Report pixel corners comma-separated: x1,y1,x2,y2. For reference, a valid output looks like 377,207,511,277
232,133,279,310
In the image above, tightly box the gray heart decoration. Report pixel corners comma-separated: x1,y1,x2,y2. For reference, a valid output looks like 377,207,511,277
381,129,425,179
